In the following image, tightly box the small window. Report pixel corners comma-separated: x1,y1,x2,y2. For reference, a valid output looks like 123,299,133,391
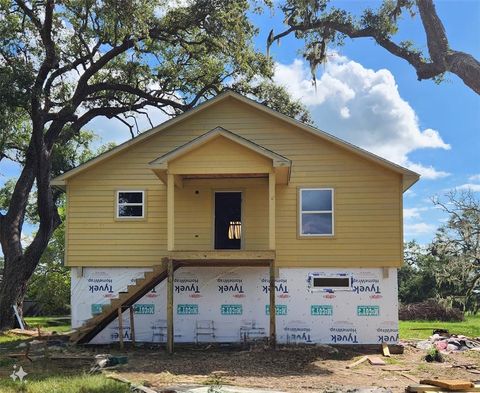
299,188,334,236
307,273,352,292
117,191,144,218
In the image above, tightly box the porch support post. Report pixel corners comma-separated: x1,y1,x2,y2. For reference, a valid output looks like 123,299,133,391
167,173,175,251
167,259,174,354
117,307,124,349
268,172,276,250
269,259,276,348
129,306,135,348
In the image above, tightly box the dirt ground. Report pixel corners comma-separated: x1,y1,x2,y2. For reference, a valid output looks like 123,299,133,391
1,339,479,392
111,343,480,392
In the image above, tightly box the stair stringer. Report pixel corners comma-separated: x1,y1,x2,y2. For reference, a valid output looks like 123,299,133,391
71,262,180,344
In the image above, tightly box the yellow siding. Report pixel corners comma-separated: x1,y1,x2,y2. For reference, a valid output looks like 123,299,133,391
66,96,403,268
169,135,273,175
174,178,268,250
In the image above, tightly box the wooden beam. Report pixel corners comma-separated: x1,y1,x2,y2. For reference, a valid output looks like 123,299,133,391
167,259,174,354
175,260,271,267
167,173,175,251
173,175,183,188
168,250,275,261
117,307,124,349
269,172,276,250
129,307,135,348
269,259,276,348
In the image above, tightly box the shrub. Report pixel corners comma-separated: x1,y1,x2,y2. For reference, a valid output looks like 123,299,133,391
399,299,464,321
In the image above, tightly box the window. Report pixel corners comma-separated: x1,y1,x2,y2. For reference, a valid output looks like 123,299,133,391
117,191,145,218
299,188,333,236
307,272,352,292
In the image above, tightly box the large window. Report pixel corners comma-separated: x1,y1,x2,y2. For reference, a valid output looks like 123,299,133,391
299,188,334,236
117,190,145,218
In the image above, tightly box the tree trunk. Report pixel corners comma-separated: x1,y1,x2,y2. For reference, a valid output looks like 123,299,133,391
0,129,61,330
0,255,32,330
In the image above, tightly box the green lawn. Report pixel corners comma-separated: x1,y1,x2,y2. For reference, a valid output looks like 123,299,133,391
24,316,71,333
0,374,130,393
399,315,480,340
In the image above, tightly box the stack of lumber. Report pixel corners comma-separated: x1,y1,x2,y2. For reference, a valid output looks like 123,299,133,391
407,379,480,392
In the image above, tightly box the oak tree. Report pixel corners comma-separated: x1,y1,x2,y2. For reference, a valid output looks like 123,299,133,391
0,0,309,329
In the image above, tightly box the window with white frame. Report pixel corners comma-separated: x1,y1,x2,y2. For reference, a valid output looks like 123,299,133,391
299,188,334,236
117,191,144,218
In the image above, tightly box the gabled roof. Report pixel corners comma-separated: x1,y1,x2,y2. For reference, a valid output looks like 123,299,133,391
149,126,291,169
51,90,419,191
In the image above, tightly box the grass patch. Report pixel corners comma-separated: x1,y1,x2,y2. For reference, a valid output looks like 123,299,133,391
0,374,130,393
24,316,70,333
399,315,480,339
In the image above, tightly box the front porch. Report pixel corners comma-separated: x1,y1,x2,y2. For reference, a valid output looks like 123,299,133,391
149,127,291,255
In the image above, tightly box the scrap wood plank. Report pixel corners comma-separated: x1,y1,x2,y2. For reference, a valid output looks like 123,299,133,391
398,372,419,383
407,384,480,393
346,355,368,369
419,380,474,390
381,342,391,357
104,373,157,393
367,356,386,366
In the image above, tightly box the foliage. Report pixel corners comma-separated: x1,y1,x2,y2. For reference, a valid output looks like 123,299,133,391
425,347,443,363
25,203,69,316
398,191,480,313
431,191,480,313
206,373,225,393
399,300,464,322
399,241,437,304
270,0,480,94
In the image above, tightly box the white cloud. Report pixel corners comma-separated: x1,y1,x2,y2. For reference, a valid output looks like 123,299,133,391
274,57,451,180
403,207,429,219
404,222,436,235
454,183,480,192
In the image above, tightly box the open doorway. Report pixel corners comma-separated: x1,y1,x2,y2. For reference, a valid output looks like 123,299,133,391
214,192,242,250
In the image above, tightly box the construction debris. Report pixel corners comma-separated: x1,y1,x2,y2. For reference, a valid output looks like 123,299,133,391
91,353,128,372
381,343,391,357
104,373,157,393
346,356,369,369
419,379,475,390
367,356,386,366
407,381,480,392
416,331,480,353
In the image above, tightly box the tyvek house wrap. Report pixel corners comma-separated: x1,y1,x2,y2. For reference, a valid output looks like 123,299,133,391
71,267,399,345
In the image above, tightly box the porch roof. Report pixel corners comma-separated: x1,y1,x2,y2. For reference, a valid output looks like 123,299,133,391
149,127,292,185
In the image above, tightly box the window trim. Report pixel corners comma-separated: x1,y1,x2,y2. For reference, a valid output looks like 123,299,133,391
116,190,145,219
299,188,334,237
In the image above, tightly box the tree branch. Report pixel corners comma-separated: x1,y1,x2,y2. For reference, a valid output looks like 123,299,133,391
271,0,480,94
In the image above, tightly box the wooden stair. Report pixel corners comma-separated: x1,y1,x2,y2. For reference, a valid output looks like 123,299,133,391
70,263,178,344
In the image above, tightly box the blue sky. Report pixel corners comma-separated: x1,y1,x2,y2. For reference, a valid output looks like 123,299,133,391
251,0,480,244
1,1,479,246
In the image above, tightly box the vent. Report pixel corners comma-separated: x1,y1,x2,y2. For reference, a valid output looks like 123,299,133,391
307,273,352,292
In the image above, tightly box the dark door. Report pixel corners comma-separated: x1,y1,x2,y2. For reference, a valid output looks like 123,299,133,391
214,192,242,250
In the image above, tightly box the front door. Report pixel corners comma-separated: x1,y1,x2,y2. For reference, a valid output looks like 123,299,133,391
214,192,242,250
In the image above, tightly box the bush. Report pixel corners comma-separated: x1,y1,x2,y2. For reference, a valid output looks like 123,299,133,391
399,299,464,321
